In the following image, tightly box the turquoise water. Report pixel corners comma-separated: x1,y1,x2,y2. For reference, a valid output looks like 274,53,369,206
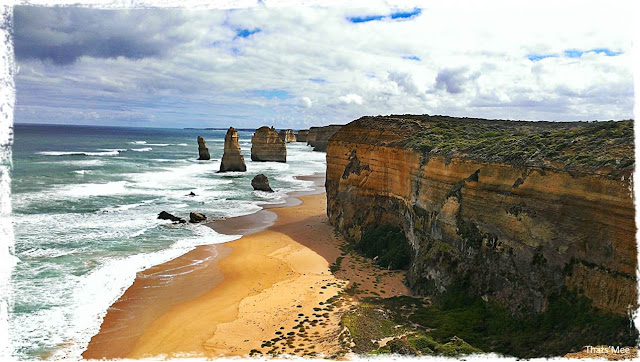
9,124,325,359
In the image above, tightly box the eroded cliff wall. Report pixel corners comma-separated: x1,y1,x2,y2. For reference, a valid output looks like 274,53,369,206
326,115,636,316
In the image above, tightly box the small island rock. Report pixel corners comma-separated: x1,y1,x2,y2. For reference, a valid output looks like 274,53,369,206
189,212,207,223
251,174,274,192
158,211,186,224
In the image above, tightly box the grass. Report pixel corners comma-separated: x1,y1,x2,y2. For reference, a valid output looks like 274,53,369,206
408,280,637,358
376,115,634,177
340,281,636,359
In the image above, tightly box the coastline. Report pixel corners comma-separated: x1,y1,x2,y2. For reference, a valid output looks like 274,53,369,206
82,173,331,359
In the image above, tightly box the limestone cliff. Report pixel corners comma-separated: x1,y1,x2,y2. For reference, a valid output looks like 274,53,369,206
326,115,636,316
219,127,247,172
296,130,309,142
278,129,297,143
251,126,286,162
307,127,319,148
313,125,343,152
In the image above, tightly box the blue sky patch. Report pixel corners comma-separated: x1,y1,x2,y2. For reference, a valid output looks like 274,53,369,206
564,48,623,58
236,28,261,38
390,8,422,19
251,89,290,99
347,8,421,23
403,55,421,61
527,54,557,61
308,78,326,83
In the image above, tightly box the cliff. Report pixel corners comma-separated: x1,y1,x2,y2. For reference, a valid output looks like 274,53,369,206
251,126,286,162
326,115,635,316
219,127,247,172
307,127,319,148
296,130,309,142
313,125,343,152
278,129,296,143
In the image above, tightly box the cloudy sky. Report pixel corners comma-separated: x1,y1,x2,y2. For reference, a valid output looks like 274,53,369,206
12,2,636,129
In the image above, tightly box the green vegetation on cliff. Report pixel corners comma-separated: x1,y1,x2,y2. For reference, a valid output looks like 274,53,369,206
341,288,636,358
383,115,633,177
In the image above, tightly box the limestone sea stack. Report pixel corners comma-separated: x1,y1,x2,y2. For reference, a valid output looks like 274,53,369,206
251,174,274,192
278,129,297,143
306,127,319,148
219,127,247,172
296,130,309,142
313,125,343,152
197,136,210,160
251,126,286,162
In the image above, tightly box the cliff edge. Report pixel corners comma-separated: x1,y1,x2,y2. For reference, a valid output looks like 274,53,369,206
326,115,635,316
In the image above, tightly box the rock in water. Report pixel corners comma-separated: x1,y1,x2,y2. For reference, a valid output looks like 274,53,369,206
251,174,274,192
189,212,207,223
251,126,286,162
219,127,247,172
296,130,309,142
278,129,297,143
158,211,186,224
197,136,211,160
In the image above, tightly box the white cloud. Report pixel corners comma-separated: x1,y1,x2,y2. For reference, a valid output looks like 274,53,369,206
299,96,312,108
13,3,635,128
338,93,364,105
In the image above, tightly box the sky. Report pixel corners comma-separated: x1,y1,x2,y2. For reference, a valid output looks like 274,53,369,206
11,2,636,129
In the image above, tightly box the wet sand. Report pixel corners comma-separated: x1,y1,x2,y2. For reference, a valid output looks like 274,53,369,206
83,173,409,359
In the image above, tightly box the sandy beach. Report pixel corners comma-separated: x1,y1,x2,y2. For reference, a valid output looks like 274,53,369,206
84,175,408,359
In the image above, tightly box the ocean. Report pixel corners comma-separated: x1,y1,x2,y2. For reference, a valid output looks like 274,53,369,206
8,124,326,359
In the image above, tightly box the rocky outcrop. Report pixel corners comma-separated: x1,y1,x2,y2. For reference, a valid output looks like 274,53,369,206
158,211,186,224
307,127,320,148
197,136,210,160
251,174,274,192
189,212,207,223
326,115,636,316
278,129,297,143
296,130,309,142
219,127,247,172
313,125,343,152
251,126,286,162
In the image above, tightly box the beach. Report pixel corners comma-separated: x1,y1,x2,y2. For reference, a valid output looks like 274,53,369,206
83,174,408,359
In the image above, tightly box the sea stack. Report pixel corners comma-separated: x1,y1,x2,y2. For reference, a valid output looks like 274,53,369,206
313,125,343,152
251,126,286,162
251,174,274,192
219,127,247,172
197,136,210,160
296,130,309,142
278,129,297,143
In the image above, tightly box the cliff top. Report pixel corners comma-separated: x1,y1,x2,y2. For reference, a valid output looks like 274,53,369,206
342,115,634,177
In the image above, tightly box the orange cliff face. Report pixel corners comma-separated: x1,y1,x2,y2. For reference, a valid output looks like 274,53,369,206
326,116,636,316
